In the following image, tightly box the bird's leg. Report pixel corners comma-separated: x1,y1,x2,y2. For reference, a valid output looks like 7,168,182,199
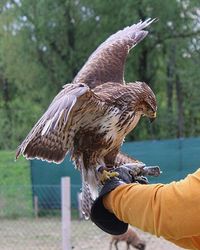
114,240,119,250
96,165,119,184
96,163,161,185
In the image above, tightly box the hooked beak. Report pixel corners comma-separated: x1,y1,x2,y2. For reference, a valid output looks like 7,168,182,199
149,112,156,123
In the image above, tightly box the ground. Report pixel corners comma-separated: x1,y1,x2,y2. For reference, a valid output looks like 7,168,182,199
0,218,183,250
0,151,185,249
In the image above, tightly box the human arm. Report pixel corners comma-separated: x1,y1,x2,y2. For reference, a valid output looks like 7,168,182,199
103,169,200,249
91,168,200,249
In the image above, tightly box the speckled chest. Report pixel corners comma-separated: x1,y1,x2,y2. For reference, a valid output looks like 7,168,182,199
73,107,141,154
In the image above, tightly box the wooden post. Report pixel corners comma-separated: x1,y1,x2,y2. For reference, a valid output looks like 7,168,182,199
61,177,71,250
34,195,39,218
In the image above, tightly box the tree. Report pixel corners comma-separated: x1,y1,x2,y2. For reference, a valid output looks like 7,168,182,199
0,0,200,149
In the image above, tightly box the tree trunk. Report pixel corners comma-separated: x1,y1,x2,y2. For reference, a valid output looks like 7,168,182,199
1,77,12,146
175,73,184,138
64,1,78,79
2,78,11,118
166,46,176,113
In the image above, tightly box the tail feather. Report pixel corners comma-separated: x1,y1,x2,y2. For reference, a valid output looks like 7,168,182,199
80,166,98,219
81,182,94,219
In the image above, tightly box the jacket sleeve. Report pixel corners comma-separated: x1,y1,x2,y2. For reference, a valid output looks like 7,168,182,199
103,169,200,250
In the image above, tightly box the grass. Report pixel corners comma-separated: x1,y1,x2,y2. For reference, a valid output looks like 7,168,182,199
0,150,79,219
0,150,32,218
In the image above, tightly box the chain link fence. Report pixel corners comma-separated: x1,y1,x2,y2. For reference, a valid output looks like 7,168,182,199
0,184,183,250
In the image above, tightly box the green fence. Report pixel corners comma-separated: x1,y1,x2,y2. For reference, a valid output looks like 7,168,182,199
30,137,200,208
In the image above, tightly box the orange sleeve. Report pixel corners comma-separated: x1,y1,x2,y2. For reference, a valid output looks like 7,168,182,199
103,169,200,250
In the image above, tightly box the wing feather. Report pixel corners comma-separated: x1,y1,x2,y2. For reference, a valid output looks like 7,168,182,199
16,83,96,163
73,18,156,88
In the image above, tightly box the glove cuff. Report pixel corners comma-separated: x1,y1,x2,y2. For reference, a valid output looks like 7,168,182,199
90,178,128,235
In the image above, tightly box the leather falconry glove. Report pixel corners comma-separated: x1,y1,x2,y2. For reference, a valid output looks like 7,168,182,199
91,164,161,235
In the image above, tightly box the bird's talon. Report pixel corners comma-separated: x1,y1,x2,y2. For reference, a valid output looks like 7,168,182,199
100,170,119,184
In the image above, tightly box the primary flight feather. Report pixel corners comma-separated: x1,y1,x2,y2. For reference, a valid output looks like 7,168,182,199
16,19,157,217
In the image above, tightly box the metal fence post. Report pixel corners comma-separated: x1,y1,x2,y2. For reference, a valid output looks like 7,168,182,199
61,177,71,250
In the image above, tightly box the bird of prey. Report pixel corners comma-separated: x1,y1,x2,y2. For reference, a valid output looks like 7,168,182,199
16,18,157,218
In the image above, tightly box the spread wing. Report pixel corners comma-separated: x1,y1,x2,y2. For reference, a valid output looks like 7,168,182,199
16,83,100,163
73,18,156,88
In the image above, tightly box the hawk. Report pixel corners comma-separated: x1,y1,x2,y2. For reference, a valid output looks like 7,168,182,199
16,19,157,218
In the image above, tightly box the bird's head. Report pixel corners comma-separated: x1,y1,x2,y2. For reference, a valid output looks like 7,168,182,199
129,82,157,122
139,82,157,122
141,96,157,123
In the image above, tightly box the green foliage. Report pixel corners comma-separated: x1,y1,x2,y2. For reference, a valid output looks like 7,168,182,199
0,150,30,184
0,0,200,149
